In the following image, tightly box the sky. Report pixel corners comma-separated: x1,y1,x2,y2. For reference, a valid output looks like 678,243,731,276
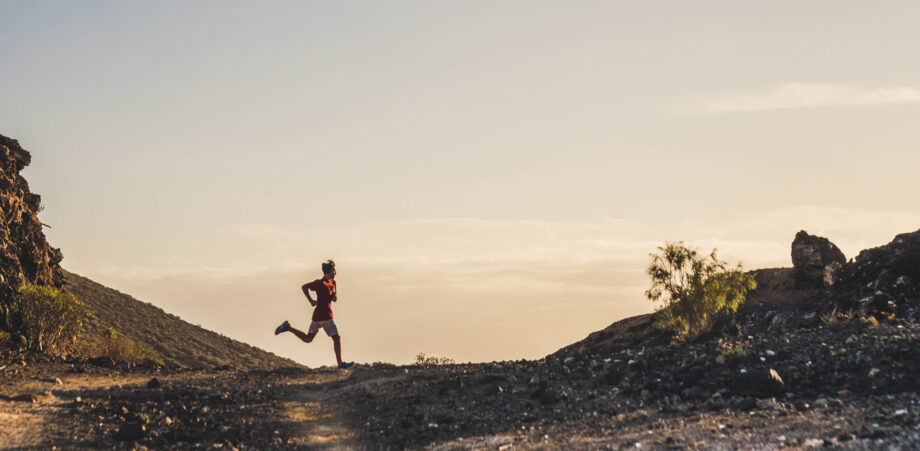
2,1,919,367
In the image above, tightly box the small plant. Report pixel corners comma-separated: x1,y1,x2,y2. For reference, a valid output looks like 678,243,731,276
820,306,842,327
85,327,163,365
415,352,455,365
858,315,879,330
14,284,90,354
646,242,756,339
720,347,748,364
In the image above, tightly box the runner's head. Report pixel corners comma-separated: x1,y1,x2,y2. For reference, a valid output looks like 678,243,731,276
322,259,336,279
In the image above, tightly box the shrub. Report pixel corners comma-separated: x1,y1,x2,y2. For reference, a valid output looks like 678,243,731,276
720,347,748,364
85,327,163,365
646,242,756,339
14,284,90,354
415,352,455,365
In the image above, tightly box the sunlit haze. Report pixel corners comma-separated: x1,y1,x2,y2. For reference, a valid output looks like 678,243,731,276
2,2,919,366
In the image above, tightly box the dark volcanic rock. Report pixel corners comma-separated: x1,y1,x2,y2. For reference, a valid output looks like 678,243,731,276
840,229,920,287
731,368,784,398
88,356,117,368
0,134,64,332
791,231,846,288
115,421,146,441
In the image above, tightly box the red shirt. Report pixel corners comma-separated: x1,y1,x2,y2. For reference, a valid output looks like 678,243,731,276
304,277,337,321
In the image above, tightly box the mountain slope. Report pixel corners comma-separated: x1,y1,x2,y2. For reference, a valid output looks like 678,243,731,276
64,270,300,369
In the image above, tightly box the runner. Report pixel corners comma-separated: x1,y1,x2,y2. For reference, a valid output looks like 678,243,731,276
275,260,354,369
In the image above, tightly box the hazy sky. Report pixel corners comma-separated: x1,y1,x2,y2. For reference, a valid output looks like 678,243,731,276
2,2,919,366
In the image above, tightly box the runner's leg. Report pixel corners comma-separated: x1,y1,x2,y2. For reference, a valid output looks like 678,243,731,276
332,335,343,367
289,326,316,343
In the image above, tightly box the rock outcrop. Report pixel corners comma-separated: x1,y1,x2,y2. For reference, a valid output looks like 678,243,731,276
0,134,63,333
791,230,846,288
842,228,920,287
833,228,920,319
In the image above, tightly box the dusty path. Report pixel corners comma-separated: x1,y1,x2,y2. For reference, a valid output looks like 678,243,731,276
2,346,920,449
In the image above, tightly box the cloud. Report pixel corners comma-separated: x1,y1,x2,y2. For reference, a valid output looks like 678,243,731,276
84,208,920,280
680,83,920,113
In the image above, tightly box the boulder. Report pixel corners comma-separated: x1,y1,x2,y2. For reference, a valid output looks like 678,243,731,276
114,422,146,441
731,368,784,398
791,231,846,288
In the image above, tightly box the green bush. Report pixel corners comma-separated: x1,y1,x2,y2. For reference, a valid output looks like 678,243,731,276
415,352,455,365
14,284,90,354
646,242,756,339
86,327,163,365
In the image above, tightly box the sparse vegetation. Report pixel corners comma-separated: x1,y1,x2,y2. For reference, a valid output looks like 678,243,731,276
720,347,748,364
820,306,843,327
646,242,756,339
84,327,163,365
415,352,455,365
13,284,90,354
64,271,298,369
859,315,879,330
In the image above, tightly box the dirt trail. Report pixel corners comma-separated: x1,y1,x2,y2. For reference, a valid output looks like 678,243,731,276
0,369,154,448
2,350,920,449
283,372,408,448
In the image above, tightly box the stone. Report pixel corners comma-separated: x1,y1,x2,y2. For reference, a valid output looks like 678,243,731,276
791,231,846,288
11,394,37,403
731,368,784,398
115,422,146,441
803,438,824,448
147,377,162,389
88,356,116,368
755,398,780,410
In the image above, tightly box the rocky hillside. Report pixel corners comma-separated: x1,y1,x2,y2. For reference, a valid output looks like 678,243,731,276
0,134,64,338
0,133,298,370
64,270,300,369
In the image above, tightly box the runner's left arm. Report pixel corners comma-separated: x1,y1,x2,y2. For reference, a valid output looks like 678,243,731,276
301,284,317,307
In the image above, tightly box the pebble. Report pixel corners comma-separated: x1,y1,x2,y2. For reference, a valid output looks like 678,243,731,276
803,438,824,448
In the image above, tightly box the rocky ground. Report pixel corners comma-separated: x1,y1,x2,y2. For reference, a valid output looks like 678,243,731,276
2,314,919,449
4,227,920,449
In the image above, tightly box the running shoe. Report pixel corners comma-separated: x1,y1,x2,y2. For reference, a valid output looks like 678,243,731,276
274,320,291,335
339,361,355,370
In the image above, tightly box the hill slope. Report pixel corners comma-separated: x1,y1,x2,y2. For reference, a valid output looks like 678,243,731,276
555,229,920,359
63,270,299,369
553,267,819,358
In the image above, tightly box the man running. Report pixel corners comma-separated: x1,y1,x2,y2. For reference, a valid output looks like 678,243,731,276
275,259,354,369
